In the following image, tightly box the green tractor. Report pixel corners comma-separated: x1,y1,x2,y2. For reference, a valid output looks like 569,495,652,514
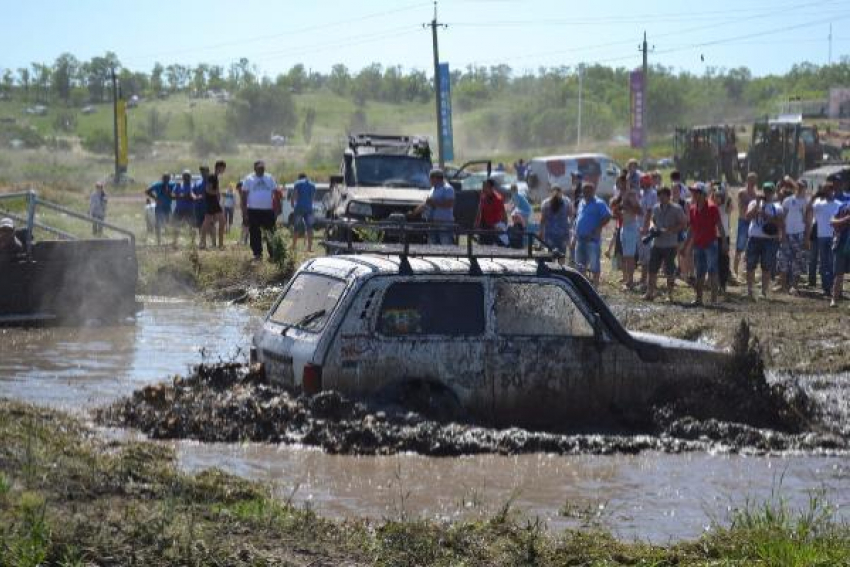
746,118,812,184
674,125,740,184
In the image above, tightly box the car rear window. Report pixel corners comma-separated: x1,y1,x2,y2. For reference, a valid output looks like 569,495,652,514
494,281,593,337
270,273,347,331
378,282,484,336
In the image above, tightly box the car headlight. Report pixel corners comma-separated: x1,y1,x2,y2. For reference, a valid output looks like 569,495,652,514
347,201,373,217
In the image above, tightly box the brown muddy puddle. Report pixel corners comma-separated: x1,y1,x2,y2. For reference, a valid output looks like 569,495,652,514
1,299,847,541
176,442,848,542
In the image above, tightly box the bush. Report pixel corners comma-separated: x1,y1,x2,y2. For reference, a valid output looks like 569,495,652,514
81,129,114,154
0,124,45,148
192,128,237,157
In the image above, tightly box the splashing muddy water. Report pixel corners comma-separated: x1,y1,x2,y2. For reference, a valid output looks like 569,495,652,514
1,298,847,541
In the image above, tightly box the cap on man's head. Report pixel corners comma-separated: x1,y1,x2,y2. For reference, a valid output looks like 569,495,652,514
747,172,757,180
429,168,444,178
581,181,595,190
762,181,776,191
182,169,192,176
0,217,14,230
627,158,638,166
798,179,808,188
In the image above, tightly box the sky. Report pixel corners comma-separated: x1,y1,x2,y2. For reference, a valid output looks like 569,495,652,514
1,0,849,78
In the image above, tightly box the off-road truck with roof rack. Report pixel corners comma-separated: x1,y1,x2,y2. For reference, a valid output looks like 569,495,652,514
324,133,484,240
252,222,732,431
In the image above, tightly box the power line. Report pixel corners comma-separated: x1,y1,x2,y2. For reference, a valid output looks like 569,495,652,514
122,1,430,64
452,0,841,69
445,1,847,27
653,12,850,56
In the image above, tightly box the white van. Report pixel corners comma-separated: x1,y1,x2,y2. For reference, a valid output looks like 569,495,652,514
525,154,621,203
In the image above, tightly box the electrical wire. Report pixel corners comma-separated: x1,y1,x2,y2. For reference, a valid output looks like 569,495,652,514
122,1,430,64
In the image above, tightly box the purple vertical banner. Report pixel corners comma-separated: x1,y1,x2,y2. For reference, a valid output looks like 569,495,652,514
630,69,645,149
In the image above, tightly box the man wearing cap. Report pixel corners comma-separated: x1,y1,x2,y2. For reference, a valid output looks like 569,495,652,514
242,160,278,260
645,186,687,302
145,173,175,246
173,170,196,245
291,172,317,253
744,182,784,300
686,182,725,306
413,168,455,245
88,181,108,236
734,172,759,278
574,182,611,287
0,218,24,255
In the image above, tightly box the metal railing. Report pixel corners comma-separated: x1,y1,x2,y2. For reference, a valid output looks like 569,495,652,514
0,190,136,256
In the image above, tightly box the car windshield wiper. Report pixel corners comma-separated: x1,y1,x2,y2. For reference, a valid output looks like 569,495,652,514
293,309,326,329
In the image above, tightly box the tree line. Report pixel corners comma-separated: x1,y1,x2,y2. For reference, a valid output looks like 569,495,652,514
2,52,850,149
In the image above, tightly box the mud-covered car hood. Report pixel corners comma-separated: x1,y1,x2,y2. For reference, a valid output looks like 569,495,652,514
629,330,723,354
344,186,430,206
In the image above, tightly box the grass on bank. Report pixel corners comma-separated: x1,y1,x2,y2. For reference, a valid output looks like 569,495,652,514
1,399,848,566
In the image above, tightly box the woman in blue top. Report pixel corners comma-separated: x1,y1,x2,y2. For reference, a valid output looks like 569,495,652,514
538,186,573,264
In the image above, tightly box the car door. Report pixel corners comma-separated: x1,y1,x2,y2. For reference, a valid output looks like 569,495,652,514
488,277,602,430
364,277,492,420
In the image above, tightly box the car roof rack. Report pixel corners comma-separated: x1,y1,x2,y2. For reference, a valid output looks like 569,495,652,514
321,220,560,276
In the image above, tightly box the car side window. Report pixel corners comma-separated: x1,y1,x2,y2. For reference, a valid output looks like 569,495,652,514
494,280,593,337
378,281,485,337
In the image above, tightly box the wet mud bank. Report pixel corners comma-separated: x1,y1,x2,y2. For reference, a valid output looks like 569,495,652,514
96,349,849,457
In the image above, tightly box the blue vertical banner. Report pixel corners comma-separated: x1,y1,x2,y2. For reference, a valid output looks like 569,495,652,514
438,62,454,162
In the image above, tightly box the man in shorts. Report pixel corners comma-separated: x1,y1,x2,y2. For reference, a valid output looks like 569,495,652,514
686,182,725,306
291,173,317,253
574,182,612,287
745,182,784,300
645,187,687,302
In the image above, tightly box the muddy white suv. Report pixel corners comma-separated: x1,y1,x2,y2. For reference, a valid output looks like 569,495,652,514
252,249,730,430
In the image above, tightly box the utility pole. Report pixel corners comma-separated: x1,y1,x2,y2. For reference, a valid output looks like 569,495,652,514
640,31,649,165
425,1,447,168
828,23,833,65
111,67,120,184
576,64,583,150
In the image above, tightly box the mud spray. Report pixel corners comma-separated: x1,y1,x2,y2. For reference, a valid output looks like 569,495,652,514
96,322,848,456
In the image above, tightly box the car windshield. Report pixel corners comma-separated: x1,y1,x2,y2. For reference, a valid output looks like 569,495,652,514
460,171,516,190
355,155,431,189
269,273,347,331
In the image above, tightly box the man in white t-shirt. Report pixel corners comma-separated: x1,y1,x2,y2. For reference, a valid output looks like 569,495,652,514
776,177,811,294
811,182,841,296
242,160,278,260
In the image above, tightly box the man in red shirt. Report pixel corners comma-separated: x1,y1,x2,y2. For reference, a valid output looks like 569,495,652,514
685,182,726,306
475,178,508,245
